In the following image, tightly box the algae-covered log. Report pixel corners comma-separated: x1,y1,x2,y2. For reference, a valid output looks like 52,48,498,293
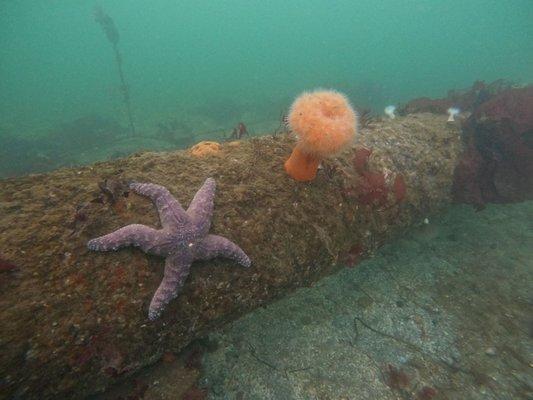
0,114,462,398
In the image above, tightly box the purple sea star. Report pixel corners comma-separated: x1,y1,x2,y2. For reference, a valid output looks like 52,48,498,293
87,178,251,320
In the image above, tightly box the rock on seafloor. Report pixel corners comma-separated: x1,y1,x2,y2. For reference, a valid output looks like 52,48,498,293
0,114,462,398
201,202,533,400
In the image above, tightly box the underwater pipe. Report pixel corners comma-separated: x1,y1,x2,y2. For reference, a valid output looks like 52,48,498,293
0,114,463,398
94,5,136,136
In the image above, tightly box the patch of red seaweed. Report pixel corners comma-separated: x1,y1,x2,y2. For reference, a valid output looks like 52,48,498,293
342,243,364,267
357,171,389,206
0,257,18,273
399,79,515,115
353,147,372,173
453,85,533,206
83,297,95,313
393,174,407,203
101,344,125,377
71,271,87,288
109,265,127,291
122,379,148,400
230,122,248,140
343,149,408,209
71,345,95,368
384,364,410,390
452,144,485,210
115,298,127,313
182,386,207,400
162,351,176,363
69,325,128,378
417,386,438,400
184,344,205,370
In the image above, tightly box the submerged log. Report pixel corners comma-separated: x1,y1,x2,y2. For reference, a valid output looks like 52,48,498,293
0,114,462,398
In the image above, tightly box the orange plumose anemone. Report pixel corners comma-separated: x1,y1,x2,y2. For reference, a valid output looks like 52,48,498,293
285,89,357,181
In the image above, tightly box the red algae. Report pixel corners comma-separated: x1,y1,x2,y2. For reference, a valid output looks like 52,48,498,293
230,122,249,140
343,149,407,209
0,257,18,272
357,171,389,206
184,345,205,370
453,85,533,206
342,243,364,267
353,147,372,172
384,364,410,390
399,79,515,115
349,147,407,208
162,351,176,364
182,386,207,400
416,386,438,400
393,174,407,203
452,145,485,209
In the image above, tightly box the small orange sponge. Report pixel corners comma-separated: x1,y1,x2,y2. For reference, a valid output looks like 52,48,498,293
285,89,357,181
189,141,221,157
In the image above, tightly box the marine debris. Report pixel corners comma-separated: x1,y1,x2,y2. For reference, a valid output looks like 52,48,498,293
94,5,135,136
88,179,251,320
284,89,357,181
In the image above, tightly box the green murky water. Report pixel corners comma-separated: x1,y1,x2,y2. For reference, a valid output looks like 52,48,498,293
1,1,532,176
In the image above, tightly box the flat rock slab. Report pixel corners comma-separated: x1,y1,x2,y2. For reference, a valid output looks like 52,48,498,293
202,202,533,400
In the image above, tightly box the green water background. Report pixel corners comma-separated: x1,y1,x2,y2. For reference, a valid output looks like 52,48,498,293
1,0,532,139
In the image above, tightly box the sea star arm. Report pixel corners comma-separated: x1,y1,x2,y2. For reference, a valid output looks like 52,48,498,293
148,252,193,320
87,224,165,256
193,234,251,268
186,178,216,236
129,182,190,228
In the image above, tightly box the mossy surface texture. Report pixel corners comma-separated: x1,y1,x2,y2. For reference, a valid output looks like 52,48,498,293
0,114,462,398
